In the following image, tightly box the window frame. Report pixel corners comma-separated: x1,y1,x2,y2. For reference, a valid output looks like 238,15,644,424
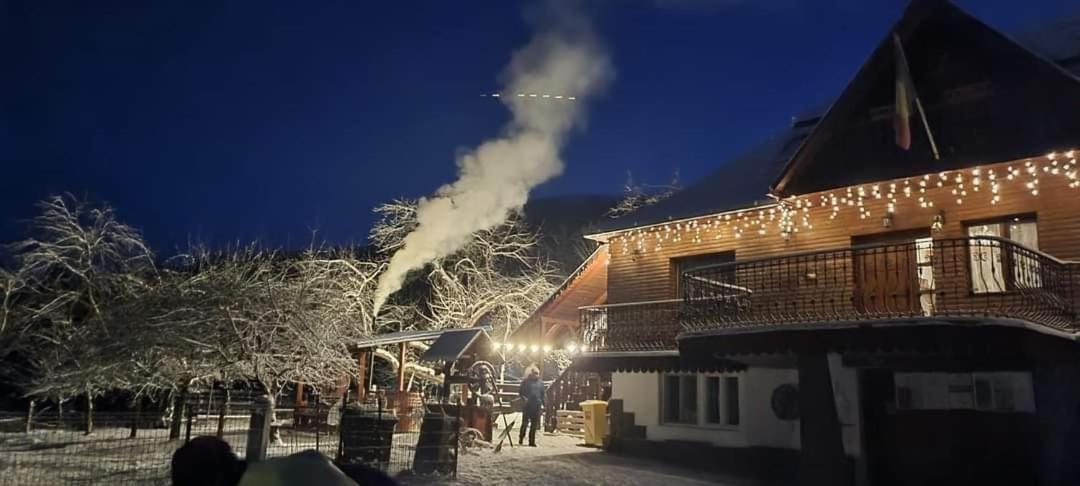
963,214,1039,294
660,373,741,429
660,374,699,425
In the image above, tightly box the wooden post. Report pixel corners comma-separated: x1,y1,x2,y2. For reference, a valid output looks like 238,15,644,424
84,387,94,435
356,349,369,403
245,395,272,463
169,385,188,440
216,388,229,438
129,395,142,438
25,399,34,434
539,318,546,380
398,342,407,392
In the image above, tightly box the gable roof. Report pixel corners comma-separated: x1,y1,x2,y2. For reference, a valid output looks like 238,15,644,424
772,0,1080,196
590,2,1080,237
590,120,816,235
508,244,609,342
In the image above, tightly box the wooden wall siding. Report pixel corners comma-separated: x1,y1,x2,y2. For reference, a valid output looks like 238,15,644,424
607,154,1080,305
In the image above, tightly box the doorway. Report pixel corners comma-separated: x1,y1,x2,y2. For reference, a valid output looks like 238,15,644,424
851,229,933,317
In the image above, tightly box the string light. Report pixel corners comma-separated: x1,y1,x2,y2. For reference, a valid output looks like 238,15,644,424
606,150,1077,253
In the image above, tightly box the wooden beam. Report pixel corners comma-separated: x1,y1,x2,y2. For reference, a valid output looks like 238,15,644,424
397,342,407,392
356,350,368,402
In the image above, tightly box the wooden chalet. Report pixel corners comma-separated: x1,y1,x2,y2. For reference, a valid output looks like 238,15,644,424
546,1,1080,485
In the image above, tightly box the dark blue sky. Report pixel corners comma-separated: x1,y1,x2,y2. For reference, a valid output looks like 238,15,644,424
3,0,1077,253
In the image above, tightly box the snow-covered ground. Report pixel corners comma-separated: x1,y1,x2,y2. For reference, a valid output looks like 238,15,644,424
0,422,342,485
2,420,755,485
399,433,756,486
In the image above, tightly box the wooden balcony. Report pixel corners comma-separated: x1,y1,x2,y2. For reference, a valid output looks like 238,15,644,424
681,236,1079,335
580,299,682,352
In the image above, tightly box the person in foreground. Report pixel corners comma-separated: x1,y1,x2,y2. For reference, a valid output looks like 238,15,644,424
518,364,545,447
171,436,396,486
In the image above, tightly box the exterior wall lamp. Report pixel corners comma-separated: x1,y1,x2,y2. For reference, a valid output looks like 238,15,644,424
931,211,946,233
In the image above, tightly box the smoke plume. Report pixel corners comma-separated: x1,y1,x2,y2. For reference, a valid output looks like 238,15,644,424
372,3,612,315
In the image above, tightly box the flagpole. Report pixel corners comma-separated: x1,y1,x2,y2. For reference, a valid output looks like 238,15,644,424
892,33,940,161
913,95,940,160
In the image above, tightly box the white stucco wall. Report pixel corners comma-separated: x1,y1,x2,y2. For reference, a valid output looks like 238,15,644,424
611,367,800,449
611,355,863,458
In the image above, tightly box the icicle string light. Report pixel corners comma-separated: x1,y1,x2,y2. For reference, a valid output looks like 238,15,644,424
609,151,1078,255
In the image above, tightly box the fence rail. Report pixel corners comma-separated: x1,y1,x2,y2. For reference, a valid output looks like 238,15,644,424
681,236,1078,333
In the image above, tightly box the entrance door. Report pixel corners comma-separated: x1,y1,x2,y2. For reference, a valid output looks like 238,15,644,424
852,230,932,317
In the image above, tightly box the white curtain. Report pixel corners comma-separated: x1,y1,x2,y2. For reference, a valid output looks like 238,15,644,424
1009,221,1041,288
968,223,1006,293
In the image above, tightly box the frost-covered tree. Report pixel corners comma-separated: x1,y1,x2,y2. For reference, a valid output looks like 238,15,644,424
8,195,157,433
605,170,682,219
370,200,557,343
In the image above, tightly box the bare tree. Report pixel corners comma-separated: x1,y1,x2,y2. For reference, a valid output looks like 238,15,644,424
8,195,157,433
371,200,557,343
605,170,682,219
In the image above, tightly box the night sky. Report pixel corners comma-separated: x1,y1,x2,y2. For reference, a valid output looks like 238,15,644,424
3,0,1077,254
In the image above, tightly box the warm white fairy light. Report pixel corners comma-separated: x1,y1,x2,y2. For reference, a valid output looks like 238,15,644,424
606,149,1077,254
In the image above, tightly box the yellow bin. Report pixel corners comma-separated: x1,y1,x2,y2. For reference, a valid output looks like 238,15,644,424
579,400,608,447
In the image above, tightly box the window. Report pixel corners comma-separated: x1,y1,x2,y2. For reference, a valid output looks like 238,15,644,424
966,216,1039,293
914,237,935,315
704,375,738,425
894,372,1035,412
662,375,698,424
672,251,735,298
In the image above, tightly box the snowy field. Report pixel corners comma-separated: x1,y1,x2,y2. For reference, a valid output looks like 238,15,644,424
399,433,756,486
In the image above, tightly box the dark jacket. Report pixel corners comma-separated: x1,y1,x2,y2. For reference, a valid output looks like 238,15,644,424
519,375,544,414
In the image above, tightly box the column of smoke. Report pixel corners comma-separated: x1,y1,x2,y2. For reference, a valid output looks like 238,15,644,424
372,3,612,316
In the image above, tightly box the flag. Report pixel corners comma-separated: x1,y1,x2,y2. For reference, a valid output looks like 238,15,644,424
893,33,915,151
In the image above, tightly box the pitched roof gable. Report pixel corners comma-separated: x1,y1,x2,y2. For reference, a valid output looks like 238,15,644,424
772,0,1080,196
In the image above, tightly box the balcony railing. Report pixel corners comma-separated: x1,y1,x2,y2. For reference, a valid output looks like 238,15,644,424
580,299,682,352
681,236,1078,334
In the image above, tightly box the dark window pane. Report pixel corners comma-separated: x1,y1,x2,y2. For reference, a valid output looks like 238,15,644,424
706,377,721,424
663,375,679,423
680,375,697,423
974,379,993,409
725,377,740,425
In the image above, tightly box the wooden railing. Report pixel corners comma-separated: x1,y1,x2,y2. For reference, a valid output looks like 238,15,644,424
542,367,605,432
580,299,682,352
681,236,1079,334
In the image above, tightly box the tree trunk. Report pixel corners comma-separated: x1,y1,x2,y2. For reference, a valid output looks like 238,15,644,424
129,395,142,438
169,385,189,440
216,388,230,438
83,388,94,435
267,393,283,446
25,400,35,434
57,398,63,422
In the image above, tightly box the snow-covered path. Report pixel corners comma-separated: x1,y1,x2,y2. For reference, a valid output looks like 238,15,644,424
400,434,755,486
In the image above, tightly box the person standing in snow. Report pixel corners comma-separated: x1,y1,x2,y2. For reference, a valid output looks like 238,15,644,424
518,364,544,447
